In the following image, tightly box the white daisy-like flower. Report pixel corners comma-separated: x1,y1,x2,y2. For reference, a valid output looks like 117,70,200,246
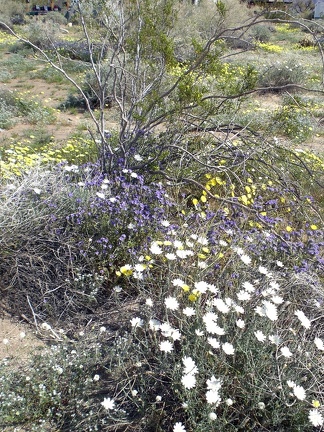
197,236,208,245
176,249,194,259
222,342,235,355
173,422,186,432
287,380,296,388
150,242,163,255
295,310,311,329
195,329,204,336
208,337,220,349
308,409,323,427
213,298,230,314
226,398,234,406
134,154,143,161
207,376,222,392
240,254,252,265
236,319,245,329
254,330,266,342
314,337,324,351
234,305,245,314
269,334,281,345
280,346,293,358
276,260,284,267
258,265,269,275
183,356,198,375
237,290,251,301
165,253,177,260
198,261,207,269
262,301,278,321
255,305,266,317
160,322,173,336
271,295,284,305
156,395,162,402
101,397,115,410
159,340,173,353
93,374,100,381
293,385,306,401
172,278,184,287
130,317,144,328
219,240,228,246
206,390,222,405
258,402,266,410
174,240,184,248
203,311,218,323
165,296,179,311
194,281,209,294
183,307,195,317
161,220,170,227
170,329,181,341
181,373,196,389
149,319,161,331
242,281,255,292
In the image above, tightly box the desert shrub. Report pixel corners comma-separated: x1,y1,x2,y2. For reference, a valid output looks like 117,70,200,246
22,20,60,50
0,162,174,321
0,100,15,129
45,11,68,26
0,214,323,431
271,96,315,142
0,0,26,26
257,60,307,91
251,25,272,43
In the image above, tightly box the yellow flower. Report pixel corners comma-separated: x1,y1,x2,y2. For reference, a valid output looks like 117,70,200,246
312,400,320,408
200,195,207,203
188,293,198,302
286,226,293,232
218,252,224,259
310,224,318,230
182,284,190,292
192,198,199,206
120,265,133,276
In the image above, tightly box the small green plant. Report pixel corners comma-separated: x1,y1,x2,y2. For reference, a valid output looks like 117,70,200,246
258,60,307,91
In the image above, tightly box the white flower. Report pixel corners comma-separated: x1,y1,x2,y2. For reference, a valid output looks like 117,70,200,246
145,298,153,307
183,307,195,317
195,329,204,336
173,422,186,432
99,326,106,333
183,357,198,375
174,240,184,248
237,290,251,301
295,310,311,329
20,332,26,339
314,337,324,351
258,402,266,410
172,278,184,287
287,380,296,388
207,375,222,392
165,296,179,311
213,298,230,314
170,329,181,341
236,319,245,329
208,337,220,349
240,254,252,265
194,281,209,294
96,192,105,199
209,412,217,420
159,340,173,353
165,253,177,260
3,338,9,345
222,342,235,355
149,319,161,331
271,295,284,304
226,398,234,406
308,409,323,427
130,172,138,178
293,385,306,401
93,374,100,381
276,260,284,267
130,317,144,328
206,390,222,405
176,249,194,259
219,240,227,246
269,334,281,345
33,187,42,194
134,154,143,161
156,395,162,402
150,242,163,255
134,264,147,272
181,373,196,389
234,305,245,314
160,322,173,336
262,301,278,321
131,389,138,396
254,330,266,342
101,397,115,410
242,281,255,292
258,265,269,275
161,220,170,227
280,346,293,358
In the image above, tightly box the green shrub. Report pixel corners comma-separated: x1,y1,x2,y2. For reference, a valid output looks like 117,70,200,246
252,25,272,43
258,61,307,91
